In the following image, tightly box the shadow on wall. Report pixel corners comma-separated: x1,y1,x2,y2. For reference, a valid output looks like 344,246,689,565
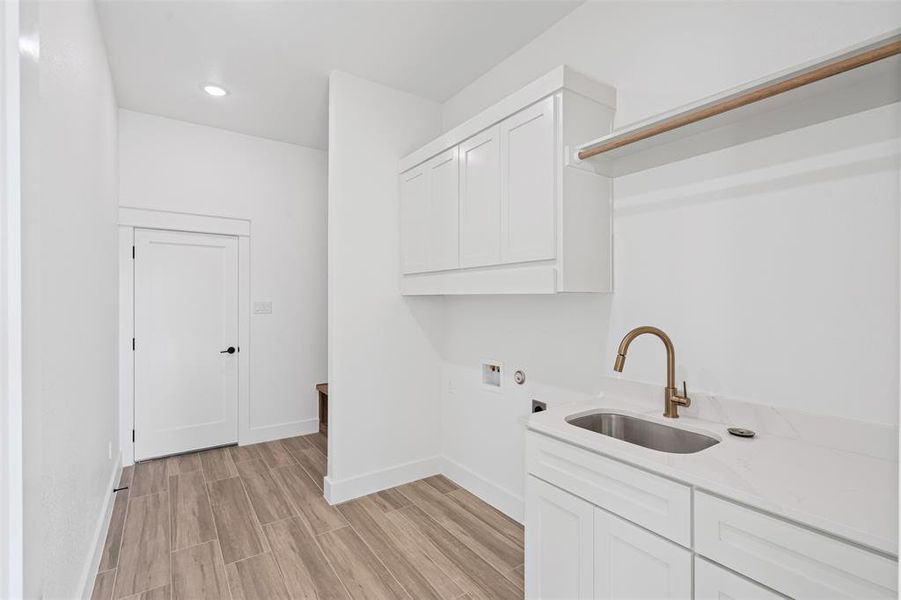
404,296,448,356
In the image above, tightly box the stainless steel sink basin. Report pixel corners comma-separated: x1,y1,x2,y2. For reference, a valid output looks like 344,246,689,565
565,412,719,454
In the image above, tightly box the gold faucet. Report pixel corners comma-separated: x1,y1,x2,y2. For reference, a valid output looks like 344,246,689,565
613,326,691,418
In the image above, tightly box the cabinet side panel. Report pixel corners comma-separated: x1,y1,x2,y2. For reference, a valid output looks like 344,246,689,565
559,167,612,292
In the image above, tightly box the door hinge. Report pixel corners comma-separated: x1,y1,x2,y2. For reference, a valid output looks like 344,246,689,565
132,429,135,442
132,338,135,351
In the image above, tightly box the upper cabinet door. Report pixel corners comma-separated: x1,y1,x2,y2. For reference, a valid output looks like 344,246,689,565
399,165,429,274
426,148,459,271
500,96,556,264
594,508,692,600
525,476,595,600
459,125,502,268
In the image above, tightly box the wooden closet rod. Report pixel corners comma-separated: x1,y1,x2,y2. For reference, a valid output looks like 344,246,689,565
578,37,901,160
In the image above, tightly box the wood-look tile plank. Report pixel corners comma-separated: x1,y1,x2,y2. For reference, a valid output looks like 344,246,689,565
317,526,409,600
339,496,452,599
422,475,458,494
120,466,134,488
208,476,267,564
131,460,168,497
371,487,411,513
169,472,216,550
304,433,328,456
447,488,524,547
374,509,467,600
235,459,295,524
287,446,327,490
114,492,170,599
271,464,347,534
256,441,295,469
280,435,311,456
506,565,524,592
91,569,116,600
397,480,521,573
99,489,129,571
199,447,238,482
229,444,263,464
226,553,290,600
166,453,201,477
122,585,170,600
394,505,521,600
264,517,349,600
171,540,231,600
384,509,470,587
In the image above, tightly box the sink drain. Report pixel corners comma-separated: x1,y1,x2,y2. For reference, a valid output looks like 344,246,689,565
727,427,756,438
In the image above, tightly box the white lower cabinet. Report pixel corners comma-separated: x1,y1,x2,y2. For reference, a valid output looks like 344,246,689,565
525,431,898,600
694,492,898,599
525,475,691,600
694,558,783,600
525,476,595,600
594,508,691,599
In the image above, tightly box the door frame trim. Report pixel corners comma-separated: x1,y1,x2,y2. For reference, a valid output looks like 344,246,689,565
118,206,251,466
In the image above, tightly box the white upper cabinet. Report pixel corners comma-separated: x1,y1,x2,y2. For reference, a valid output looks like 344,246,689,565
398,66,616,295
500,96,556,264
399,165,429,274
400,148,459,275
426,148,460,272
459,126,501,268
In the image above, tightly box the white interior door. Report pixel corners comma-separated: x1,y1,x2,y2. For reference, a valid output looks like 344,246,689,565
134,229,239,461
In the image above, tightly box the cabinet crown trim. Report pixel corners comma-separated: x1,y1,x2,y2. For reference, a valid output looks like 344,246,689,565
398,65,617,173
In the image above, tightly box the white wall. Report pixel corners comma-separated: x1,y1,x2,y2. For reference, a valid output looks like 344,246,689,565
0,2,24,597
118,110,328,450
327,71,445,502
21,1,120,597
437,1,900,519
443,1,901,131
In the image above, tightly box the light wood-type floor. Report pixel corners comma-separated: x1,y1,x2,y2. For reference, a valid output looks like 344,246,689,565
91,433,524,600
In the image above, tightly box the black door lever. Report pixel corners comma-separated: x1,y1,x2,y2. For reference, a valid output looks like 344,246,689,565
220,347,236,354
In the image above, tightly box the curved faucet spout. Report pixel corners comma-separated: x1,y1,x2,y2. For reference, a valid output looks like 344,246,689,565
613,326,689,418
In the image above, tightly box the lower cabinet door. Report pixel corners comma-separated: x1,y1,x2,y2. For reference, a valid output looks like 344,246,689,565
695,557,784,600
594,507,692,600
525,476,594,599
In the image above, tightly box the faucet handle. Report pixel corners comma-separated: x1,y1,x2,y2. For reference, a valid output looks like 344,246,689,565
680,380,691,407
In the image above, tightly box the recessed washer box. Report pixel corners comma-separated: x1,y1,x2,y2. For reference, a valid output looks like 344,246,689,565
482,361,502,391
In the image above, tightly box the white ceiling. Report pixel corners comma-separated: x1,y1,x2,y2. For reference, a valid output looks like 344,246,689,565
96,0,582,149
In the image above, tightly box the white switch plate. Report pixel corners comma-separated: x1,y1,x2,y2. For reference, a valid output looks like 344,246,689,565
253,301,273,314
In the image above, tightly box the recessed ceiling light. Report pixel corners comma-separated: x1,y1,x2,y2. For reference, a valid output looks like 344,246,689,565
203,84,228,97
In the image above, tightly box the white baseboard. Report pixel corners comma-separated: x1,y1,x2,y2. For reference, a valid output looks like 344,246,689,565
440,456,524,524
77,454,122,599
241,418,319,445
324,455,443,505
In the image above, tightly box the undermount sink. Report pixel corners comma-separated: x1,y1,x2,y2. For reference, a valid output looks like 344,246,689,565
566,412,719,454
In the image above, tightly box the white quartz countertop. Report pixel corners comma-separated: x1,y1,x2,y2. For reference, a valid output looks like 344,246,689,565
528,392,899,557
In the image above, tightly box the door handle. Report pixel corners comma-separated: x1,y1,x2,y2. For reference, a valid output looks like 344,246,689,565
220,347,236,354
